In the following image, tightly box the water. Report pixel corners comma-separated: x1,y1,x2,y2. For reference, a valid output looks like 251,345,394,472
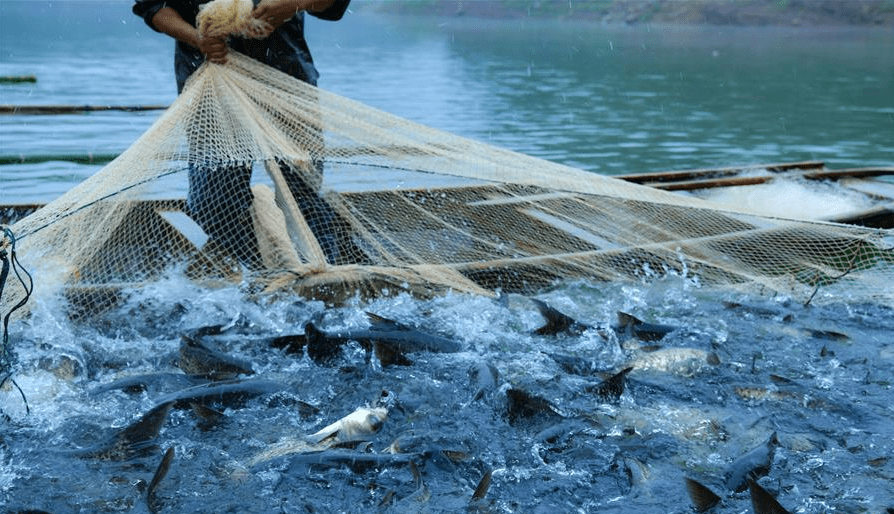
1,2,893,513
2,1,893,203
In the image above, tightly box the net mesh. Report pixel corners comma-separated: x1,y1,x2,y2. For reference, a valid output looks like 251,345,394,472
3,19,893,317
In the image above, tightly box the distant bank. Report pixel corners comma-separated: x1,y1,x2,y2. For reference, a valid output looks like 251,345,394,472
356,0,894,27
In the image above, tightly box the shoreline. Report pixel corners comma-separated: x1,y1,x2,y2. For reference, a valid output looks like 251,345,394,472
355,1,894,27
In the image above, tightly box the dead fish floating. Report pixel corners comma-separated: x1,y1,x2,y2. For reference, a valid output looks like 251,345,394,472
247,392,394,468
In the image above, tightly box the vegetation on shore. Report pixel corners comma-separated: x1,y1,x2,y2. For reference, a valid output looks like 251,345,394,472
358,0,894,26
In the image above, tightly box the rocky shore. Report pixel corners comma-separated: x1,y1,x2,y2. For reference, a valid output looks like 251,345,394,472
357,0,894,27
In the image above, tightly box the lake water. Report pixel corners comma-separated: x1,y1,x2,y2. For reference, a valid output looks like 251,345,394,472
2,1,893,203
1,2,893,513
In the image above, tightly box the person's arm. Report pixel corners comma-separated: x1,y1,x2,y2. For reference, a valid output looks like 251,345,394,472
151,6,230,64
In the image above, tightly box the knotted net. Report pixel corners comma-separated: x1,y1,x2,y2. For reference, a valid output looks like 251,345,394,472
3,0,892,318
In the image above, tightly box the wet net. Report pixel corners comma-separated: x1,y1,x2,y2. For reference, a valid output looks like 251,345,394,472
3,4,893,319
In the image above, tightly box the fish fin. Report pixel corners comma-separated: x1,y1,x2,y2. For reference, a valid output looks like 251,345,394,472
185,324,225,339
364,311,392,325
590,366,633,401
616,311,642,329
684,477,721,512
748,479,790,514
118,401,173,450
364,311,407,331
531,298,585,336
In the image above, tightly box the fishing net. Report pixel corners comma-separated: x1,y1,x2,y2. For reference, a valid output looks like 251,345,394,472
2,2,893,320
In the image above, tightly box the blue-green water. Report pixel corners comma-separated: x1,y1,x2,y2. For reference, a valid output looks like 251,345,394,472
2,1,893,203
1,3,893,513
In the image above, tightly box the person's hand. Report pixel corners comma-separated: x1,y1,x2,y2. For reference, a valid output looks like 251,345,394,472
251,0,300,37
198,33,228,64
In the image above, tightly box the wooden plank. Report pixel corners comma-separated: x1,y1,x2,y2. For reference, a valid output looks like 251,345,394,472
641,166,894,192
654,175,773,191
804,167,894,180
616,160,824,184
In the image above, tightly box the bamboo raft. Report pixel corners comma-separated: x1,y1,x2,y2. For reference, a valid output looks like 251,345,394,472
2,160,892,315
4,161,892,228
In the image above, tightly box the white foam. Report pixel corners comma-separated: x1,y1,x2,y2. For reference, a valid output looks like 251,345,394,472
692,176,878,221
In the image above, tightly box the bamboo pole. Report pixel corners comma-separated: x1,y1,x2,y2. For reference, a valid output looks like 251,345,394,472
0,153,119,166
0,104,168,115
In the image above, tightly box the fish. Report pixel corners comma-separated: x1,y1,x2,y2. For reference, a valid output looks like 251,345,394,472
155,378,285,411
92,372,209,396
281,449,421,473
615,311,678,342
804,328,849,341
190,402,226,430
468,361,500,402
748,479,791,514
247,396,392,468
684,476,722,512
64,401,173,461
625,347,719,375
505,388,564,426
544,352,599,377
734,378,847,414
530,298,595,336
302,312,462,366
725,432,779,493
471,468,492,502
722,300,788,319
623,457,652,499
147,446,175,514
178,334,254,380
733,386,804,404
306,404,389,445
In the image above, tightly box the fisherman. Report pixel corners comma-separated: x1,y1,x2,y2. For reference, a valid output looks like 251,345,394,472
132,0,352,268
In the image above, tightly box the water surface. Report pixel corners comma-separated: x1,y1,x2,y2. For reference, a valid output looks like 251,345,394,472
2,2,892,203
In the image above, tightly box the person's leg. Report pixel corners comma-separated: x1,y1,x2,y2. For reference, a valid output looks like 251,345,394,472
187,162,263,269
278,159,366,265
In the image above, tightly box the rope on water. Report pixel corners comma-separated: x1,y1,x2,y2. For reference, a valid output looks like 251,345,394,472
1,226,33,416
